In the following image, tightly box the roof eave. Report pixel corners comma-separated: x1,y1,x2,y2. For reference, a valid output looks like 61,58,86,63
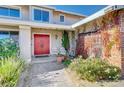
72,5,124,28
0,18,74,31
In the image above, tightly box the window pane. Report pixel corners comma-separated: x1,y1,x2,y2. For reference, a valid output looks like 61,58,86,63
10,8,20,17
0,7,9,16
34,9,42,21
10,31,18,35
10,31,19,43
42,10,49,22
60,15,64,22
0,31,9,39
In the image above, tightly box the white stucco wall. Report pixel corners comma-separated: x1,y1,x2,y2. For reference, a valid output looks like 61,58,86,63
53,11,84,25
19,25,31,62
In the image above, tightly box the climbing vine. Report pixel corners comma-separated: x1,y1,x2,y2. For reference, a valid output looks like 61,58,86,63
76,10,121,59
61,31,70,54
100,10,121,58
101,26,121,58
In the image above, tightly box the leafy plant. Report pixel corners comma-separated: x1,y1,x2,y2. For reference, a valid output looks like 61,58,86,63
63,59,71,67
57,47,65,56
0,56,24,87
61,31,70,54
0,38,24,87
0,39,19,59
69,57,121,82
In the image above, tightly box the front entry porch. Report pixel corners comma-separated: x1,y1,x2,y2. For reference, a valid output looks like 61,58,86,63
31,55,57,64
19,26,76,63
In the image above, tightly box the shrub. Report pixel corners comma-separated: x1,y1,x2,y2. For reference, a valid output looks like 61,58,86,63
69,56,121,82
0,39,19,59
0,56,24,87
61,31,70,53
63,59,72,67
0,38,24,87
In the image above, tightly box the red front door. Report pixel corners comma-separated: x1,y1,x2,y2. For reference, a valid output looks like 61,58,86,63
34,34,50,55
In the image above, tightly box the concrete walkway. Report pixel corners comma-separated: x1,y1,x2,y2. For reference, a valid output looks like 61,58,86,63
18,60,74,87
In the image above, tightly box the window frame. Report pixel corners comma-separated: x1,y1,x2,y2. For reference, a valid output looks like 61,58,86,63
59,14,65,23
0,5,21,19
32,6,50,23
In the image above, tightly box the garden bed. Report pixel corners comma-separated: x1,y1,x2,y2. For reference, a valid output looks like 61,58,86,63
63,56,123,87
65,68,124,87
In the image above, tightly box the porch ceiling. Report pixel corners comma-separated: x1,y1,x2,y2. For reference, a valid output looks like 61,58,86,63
0,18,75,31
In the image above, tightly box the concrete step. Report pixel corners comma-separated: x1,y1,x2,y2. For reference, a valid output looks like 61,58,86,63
31,56,57,64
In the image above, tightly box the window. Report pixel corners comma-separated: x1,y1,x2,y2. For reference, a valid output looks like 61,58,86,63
0,7,8,16
34,9,42,21
60,15,64,22
0,32,9,39
0,31,19,43
0,7,20,18
9,8,20,17
42,10,49,22
33,8,49,22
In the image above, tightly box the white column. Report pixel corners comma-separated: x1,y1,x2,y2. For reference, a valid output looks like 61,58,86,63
19,25,31,63
68,31,76,56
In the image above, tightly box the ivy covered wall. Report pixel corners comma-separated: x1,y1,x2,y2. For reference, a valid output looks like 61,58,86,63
76,10,124,75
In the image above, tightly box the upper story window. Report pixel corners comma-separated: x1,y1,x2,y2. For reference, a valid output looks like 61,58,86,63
0,6,20,18
60,15,64,22
33,7,49,22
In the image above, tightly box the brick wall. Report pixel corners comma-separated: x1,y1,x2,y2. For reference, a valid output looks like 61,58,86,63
120,32,124,76
76,10,124,76
76,27,122,69
76,31,102,59
120,12,124,76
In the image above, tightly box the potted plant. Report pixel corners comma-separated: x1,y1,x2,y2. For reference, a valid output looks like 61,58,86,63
56,48,65,63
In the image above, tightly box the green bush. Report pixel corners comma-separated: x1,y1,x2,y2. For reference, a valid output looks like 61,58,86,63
0,38,24,87
69,56,121,82
0,39,19,59
0,56,24,87
63,59,72,67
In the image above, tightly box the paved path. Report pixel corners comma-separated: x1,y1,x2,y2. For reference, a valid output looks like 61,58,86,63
18,61,74,87
18,61,124,87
